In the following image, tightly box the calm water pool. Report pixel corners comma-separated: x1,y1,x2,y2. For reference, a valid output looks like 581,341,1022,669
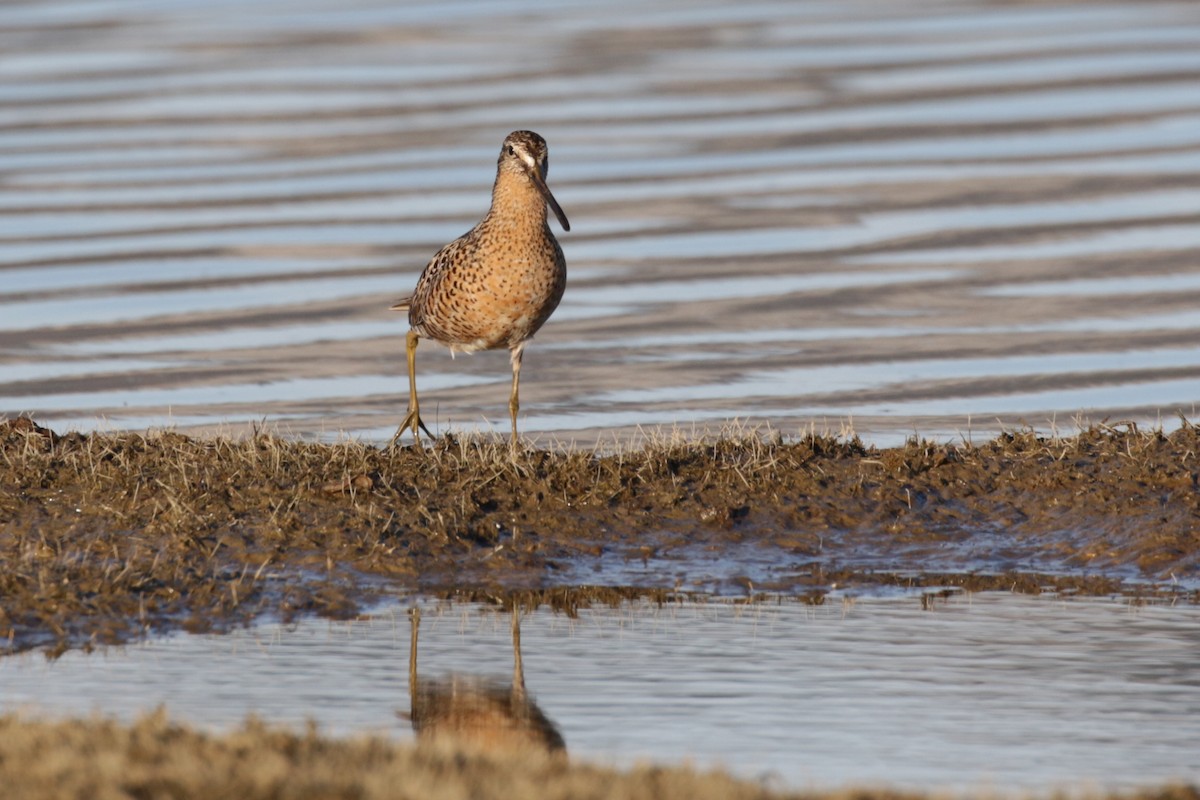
3,592,1198,793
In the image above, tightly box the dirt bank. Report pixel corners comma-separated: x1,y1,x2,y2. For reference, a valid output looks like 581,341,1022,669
1,417,1197,655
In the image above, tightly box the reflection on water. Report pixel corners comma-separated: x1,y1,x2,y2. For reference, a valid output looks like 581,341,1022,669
2,594,1198,793
981,273,1200,298
597,347,1200,405
406,606,565,755
3,0,1200,445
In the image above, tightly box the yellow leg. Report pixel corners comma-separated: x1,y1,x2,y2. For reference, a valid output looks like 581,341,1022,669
508,344,524,449
392,329,433,447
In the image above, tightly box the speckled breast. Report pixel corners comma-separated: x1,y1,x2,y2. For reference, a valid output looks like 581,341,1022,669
413,228,565,354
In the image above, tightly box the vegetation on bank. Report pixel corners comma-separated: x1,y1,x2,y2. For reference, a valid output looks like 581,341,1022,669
2,417,1198,655
0,712,1196,800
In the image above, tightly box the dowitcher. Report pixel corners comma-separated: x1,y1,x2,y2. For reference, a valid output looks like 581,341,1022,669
390,130,569,448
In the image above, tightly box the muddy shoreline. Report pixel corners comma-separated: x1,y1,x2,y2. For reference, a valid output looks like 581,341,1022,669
2,417,1197,656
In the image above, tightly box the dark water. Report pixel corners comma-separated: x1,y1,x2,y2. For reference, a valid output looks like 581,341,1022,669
2,0,1200,445
3,594,1199,793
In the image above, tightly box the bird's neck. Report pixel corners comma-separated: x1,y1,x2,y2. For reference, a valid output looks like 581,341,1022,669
488,170,548,228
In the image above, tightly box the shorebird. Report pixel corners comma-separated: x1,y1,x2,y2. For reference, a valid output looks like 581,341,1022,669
390,130,569,449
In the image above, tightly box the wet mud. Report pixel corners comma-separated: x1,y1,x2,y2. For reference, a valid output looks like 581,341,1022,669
1,416,1198,656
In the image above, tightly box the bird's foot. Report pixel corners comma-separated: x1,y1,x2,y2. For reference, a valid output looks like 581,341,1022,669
391,407,433,448
508,431,529,463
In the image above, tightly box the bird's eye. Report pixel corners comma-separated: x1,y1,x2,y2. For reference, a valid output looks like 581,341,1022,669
505,145,515,156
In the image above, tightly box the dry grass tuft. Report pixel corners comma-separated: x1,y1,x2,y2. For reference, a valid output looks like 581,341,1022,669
0,711,1196,800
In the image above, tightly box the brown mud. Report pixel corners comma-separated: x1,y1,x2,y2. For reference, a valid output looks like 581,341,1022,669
2,416,1198,656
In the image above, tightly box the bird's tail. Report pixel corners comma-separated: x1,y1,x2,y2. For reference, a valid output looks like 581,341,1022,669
390,296,413,312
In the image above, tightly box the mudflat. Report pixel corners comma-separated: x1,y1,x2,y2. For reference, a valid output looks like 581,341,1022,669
2,416,1196,657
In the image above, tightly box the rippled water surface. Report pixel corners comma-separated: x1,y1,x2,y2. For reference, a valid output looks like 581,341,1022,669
3,594,1199,792
2,0,1200,444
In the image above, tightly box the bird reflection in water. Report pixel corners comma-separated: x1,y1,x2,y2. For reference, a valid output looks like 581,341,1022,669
403,605,566,755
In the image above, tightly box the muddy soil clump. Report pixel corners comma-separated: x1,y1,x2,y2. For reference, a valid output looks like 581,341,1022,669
2,417,1198,655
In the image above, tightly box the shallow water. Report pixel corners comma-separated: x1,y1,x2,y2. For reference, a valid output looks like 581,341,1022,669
3,594,1198,793
2,0,1200,445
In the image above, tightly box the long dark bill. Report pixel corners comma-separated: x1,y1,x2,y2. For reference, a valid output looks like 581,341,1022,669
530,168,570,232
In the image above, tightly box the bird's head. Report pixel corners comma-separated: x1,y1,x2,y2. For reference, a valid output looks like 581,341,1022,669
499,130,570,232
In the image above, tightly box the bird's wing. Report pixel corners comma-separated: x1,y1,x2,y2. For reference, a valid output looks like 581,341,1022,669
393,231,479,314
